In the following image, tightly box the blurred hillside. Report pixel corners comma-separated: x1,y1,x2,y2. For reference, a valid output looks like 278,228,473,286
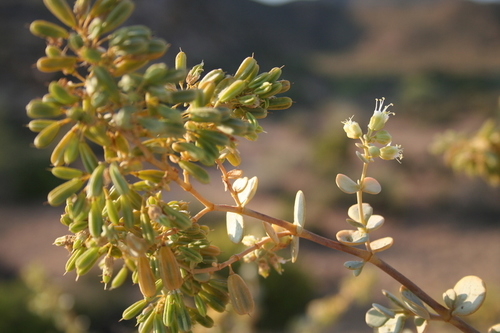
3,0,500,202
1,0,500,332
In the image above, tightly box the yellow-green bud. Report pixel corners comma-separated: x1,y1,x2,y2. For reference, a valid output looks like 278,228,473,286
175,50,187,71
110,265,128,290
186,61,204,85
373,129,392,145
380,144,403,161
342,117,362,139
368,145,380,158
368,98,393,131
45,45,62,57
43,0,77,28
37,56,78,73
30,20,69,39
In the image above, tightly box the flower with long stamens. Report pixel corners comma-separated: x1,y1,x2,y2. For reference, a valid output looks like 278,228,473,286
368,97,394,131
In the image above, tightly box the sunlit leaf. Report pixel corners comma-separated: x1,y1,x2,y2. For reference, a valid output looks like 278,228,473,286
443,288,456,309
370,237,393,253
362,177,381,194
365,307,390,328
336,173,359,194
400,286,430,320
348,203,372,223
290,235,299,263
378,313,406,333
382,289,407,310
336,229,368,246
293,190,305,233
452,275,486,316
226,212,244,243
372,303,395,319
262,221,279,244
237,176,258,206
232,177,248,192
366,214,384,231
344,260,364,270
415,317,428,333
488,324,500,333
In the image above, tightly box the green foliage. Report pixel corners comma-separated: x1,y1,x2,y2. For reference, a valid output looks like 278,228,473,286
432,118,500,186
27,1,500,333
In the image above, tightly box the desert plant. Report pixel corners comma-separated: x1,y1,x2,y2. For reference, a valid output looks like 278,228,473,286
27,1,500,332
432,118,500,186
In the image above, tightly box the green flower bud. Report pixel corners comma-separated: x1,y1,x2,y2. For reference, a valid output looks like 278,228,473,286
30,20,69,39
234,56,258,81
101,0,135,34
145,38,169,60
368,98,393,131
267,96,293,110
373,129,392,145
342,117,362,139
45,45,62,57
218,79,246,103
186,61,204,85
380,144,403,161
43,0,77,28
368,145,380,158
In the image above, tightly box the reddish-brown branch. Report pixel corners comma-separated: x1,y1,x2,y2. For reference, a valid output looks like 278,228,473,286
212,204,480,333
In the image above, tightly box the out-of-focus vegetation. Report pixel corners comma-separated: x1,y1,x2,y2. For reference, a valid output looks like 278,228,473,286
2,0,500,332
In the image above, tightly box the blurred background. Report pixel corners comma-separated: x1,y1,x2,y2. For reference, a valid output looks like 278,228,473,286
1,0,500,332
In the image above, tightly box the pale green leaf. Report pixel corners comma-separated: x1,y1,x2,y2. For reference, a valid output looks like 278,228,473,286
226,212,244,244
346,218,364,229
362,177,381,194
452,275,486,316
371,237,393,253
488,324,500,333
378,313,406,333
290,235,299,263
443,288,456,309
336,173,359,194
348,203,373,223
237,176,258,206
400,286,430,320
232,177,248,192
293,190,305,233
366,307,390,328
382,289,407,310
414,317,428,333
372,303,395,318
366,214,384,231
336,229,368,246
344,260,364,270
262,221,279,244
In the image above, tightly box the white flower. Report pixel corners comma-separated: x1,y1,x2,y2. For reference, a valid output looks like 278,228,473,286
342,116,363,139
380,144,403,162
368,97,394,131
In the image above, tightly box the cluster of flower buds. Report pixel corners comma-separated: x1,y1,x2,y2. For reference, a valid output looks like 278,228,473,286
336,99,401,276
342,98,403,163
432,119,500,185
28,0,294,331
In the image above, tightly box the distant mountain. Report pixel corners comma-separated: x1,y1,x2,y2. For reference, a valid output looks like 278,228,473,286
311,0,500,75
134,0,359,70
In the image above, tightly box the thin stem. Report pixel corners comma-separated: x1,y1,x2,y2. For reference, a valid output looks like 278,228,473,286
211,204,479,333
216,160,243,206
193,231,292,274
126,134,479,333
300,229,479,333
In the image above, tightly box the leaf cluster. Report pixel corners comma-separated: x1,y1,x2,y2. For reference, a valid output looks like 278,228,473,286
27,0,293,331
